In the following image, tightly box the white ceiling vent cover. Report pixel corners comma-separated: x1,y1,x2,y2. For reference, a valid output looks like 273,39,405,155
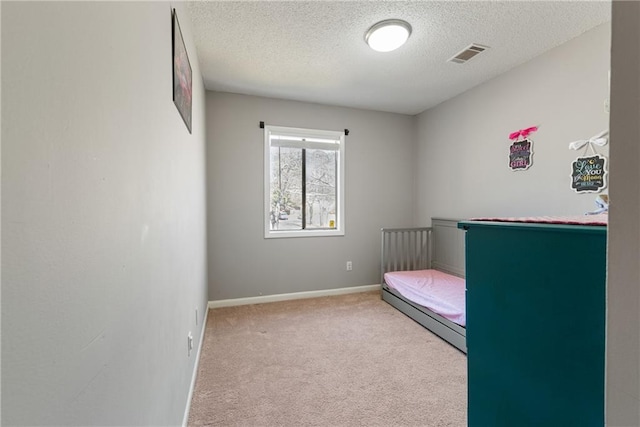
448,44,489,64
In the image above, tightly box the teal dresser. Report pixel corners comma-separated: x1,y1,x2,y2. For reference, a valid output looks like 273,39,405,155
458,220,606,427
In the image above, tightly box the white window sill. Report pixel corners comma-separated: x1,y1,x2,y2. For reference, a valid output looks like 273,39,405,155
265,229,345,239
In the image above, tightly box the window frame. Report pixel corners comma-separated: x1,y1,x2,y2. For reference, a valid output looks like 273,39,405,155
264,125,345,239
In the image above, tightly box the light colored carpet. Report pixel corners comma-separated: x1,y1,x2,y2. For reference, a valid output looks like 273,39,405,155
188,291,467,426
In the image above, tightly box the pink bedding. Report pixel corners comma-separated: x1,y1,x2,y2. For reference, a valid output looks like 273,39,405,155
384,269,466,327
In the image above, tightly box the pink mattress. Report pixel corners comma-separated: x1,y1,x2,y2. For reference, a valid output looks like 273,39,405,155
384,269,466,327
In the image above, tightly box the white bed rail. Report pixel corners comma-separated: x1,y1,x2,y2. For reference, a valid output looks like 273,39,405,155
380,227,432,285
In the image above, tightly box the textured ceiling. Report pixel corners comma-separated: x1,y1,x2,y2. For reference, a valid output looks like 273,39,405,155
187,1,611,115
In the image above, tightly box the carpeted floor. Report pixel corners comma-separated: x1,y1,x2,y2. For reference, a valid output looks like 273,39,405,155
188,291,467,426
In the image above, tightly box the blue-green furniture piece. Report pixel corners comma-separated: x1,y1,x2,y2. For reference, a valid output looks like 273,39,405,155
458,220,606,427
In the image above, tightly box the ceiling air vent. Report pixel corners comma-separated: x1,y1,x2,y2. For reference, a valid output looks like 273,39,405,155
448,44,489,64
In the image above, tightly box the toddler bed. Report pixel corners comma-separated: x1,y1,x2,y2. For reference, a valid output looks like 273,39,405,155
381,218,467,353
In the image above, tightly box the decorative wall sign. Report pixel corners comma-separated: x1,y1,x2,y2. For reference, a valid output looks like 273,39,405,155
568,130,609,194
508,126,538,171
172,9,192,134
571,155,607,193
509,139,533,170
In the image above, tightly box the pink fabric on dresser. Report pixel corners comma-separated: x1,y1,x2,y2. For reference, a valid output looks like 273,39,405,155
469,214,608,226
384,269,466,327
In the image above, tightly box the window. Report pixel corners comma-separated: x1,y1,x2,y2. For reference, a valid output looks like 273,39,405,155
264,125,345,238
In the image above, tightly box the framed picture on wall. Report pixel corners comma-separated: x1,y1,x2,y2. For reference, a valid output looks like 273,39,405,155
172,8,192,133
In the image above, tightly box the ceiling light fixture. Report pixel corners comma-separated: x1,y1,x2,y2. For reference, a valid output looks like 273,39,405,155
365,19,412,52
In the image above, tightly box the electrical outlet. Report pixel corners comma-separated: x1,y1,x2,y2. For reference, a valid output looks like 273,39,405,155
346,261,353,271
187,332,193,357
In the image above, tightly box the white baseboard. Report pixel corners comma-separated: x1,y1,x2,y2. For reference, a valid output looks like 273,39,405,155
182,305,209,427
208,284,381,309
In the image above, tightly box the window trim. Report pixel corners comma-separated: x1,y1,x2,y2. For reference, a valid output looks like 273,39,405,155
264,125,345,239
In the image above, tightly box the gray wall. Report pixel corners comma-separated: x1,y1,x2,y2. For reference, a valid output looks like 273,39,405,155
2,2,208,425
206,92,415,300
607,1,640,424
415,23,611,222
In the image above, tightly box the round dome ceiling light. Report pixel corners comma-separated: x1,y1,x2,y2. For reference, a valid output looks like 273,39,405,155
365,19,412,52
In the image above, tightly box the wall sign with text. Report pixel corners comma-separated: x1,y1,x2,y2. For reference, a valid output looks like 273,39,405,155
570,155,607,193
509,139,534,171
568,130,609,194
507,126,538,171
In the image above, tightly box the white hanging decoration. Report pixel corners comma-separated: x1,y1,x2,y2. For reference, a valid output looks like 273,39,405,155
568,129,609,151
585,194,609,215
569,130,609,194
